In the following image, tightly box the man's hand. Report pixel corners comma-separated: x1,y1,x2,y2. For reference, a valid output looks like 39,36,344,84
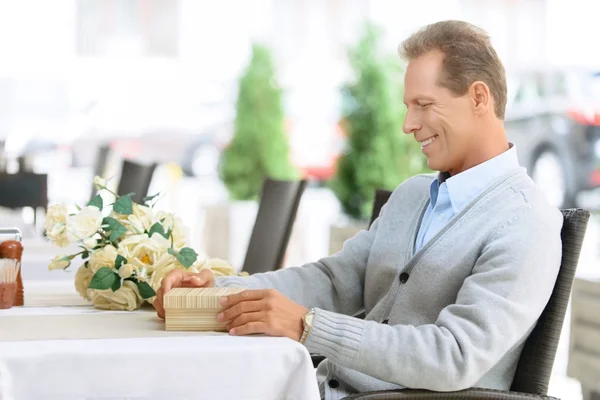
217,289,308,341
154,269,215,319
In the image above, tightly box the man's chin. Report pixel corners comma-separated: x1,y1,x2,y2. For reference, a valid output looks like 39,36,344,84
425,159,441,172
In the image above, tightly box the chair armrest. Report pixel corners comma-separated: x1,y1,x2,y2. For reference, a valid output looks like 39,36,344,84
342,387,560,400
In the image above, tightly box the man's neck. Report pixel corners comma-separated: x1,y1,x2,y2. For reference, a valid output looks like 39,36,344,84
448,125,510,177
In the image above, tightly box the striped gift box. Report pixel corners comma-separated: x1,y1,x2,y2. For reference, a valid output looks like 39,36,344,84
164,287,246,332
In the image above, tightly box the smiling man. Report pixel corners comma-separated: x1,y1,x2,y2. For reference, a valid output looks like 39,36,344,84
155,21,563,399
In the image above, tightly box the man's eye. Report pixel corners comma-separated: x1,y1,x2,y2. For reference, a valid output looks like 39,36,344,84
417,103,432,108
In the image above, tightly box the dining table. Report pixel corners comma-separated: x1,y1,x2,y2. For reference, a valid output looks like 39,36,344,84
0,281,321,400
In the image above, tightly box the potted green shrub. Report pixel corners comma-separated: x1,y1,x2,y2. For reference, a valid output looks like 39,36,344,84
209,43,297,266
329,23,428,253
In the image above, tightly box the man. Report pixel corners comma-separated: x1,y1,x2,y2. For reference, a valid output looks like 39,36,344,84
155,20,562,399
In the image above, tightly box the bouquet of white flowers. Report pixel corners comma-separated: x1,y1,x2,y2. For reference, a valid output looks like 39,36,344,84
45,176,244,311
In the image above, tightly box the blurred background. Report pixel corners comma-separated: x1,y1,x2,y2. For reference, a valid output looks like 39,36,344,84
1,0,599,398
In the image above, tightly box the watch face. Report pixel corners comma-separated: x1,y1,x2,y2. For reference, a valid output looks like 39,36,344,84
304,311,315,327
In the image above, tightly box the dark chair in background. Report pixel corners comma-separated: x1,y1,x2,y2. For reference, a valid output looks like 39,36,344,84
315,188,590,400
241,178,307,275
368,189,393,228
0,172,48,230
117,160,157,204
90,145,111,199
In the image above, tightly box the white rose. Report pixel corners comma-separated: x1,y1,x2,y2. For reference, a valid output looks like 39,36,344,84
133,204,153,230
93,176,107,190
83,237,98,250
47,224,70,247
91,280,142,311
148,252,176,271
88,244,119,273
45,204,71,247
126,215,146,234
45,204,68,232
137,267,149,282
67,206,103,241
171,217,188,248
109,205,152,237
118,264,134,279
48,255,71,271
108,211,129,226
155,211,174,230
155,211,188,248
74,264,94,300
146,262,182,305
119,233,170,273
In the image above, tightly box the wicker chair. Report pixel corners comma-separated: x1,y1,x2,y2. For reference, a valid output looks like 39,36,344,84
315,189,590,400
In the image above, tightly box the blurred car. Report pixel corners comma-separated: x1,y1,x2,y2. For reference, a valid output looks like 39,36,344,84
505,69,600,209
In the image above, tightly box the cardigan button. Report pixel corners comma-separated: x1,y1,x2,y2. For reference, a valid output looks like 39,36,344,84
328,379,340,389
399,272,409,283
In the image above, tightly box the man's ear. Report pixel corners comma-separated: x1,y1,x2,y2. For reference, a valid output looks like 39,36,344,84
469,81,491,115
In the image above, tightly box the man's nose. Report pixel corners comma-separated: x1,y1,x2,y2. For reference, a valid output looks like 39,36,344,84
402,110,421,134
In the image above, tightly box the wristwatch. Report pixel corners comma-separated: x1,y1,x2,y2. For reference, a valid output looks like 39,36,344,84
300,308,315,344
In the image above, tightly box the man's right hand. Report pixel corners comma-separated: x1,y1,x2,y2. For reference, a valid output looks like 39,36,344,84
154,269,215,319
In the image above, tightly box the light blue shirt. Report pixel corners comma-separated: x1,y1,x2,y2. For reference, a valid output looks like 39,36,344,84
415,144,520,252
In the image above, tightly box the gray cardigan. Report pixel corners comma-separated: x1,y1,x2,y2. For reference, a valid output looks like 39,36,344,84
215,168,563,399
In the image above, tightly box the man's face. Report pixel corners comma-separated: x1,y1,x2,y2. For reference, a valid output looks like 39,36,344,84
402,50,476,175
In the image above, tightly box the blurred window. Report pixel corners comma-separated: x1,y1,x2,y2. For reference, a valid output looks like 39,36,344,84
76,0,179,57
550,72,568,97
514,75,542,106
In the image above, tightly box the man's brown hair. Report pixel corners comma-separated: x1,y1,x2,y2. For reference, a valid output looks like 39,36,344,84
399,20,507,119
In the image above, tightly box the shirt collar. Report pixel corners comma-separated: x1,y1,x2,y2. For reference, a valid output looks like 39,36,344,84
429,143,520,213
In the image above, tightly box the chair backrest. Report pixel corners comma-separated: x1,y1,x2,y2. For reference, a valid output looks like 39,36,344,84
0,173,48,210
510,208,590,394
242,178,307,275
117,160,157,204
90,145,111,198
369,189,393,229
369,189,591,395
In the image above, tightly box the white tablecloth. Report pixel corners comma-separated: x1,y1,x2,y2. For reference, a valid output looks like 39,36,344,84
0,282,321,400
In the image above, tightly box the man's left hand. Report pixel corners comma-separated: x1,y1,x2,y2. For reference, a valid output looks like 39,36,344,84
217,289,308,341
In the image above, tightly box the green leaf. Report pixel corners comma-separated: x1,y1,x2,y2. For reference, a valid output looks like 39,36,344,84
137,281,156,299
75,204,82,211
148,222,169,239
114,255,127,270
111,277,122,292
88,195,103,210
102,217,128,242
89,267,117,290
78,246,91,259
143,193,160,204
168,248,178,257
176,247,198,269
113,195,133,215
